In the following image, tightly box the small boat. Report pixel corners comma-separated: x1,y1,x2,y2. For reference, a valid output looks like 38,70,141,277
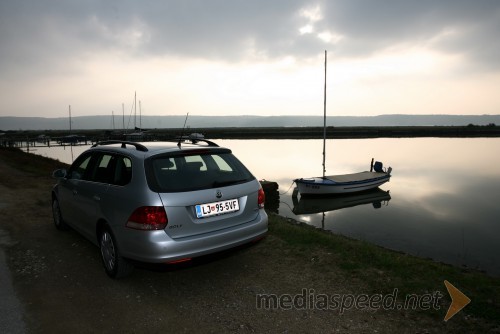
57,134,87,144
294,51,392,196
295,171,391,195
295,159,391,195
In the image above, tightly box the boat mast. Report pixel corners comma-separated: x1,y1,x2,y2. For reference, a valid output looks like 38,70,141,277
322,50,327,178
122,103,125,132
69,105,72,134
134,91,137,129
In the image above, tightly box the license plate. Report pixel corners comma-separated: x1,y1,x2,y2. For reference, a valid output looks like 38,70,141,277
195,199,239,218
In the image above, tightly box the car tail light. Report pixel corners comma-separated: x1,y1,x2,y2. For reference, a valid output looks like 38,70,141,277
167,258,192,264
126,206,168,230
258,187,265,209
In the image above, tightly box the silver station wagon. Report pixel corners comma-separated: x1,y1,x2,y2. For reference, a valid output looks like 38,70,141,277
51,139,268,278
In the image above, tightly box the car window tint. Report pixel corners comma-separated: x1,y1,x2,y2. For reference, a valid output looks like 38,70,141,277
68,154,92,180
185,155,207,171
153,157,176,171
91,154,132,186
147,152,254,192
99,155,112,168
114,156,132,186
211,154,232,172
93,154,116,184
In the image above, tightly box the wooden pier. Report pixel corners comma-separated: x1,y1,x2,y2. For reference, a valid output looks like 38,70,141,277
0,136,91,151
2,124,499,151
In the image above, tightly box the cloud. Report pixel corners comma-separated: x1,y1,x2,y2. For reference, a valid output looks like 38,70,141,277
1,0,500,117
319,0,500,70
2,0,500,72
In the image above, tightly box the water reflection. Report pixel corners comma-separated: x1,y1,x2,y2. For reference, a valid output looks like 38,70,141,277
292,188,391,215
241,138,500,277
290,189,391,230
30,138,500,276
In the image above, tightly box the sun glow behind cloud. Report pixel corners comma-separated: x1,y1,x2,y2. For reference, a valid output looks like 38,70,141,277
3,44,499,117
298,5,345,45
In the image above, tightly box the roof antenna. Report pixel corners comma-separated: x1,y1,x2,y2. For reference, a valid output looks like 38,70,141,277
177,112,189,148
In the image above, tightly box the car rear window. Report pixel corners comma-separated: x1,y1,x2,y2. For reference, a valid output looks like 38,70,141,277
145,150,255,192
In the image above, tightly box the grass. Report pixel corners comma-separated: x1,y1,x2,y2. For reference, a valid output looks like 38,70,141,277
267,213,500,320
0,147,69,190
0,147,69,176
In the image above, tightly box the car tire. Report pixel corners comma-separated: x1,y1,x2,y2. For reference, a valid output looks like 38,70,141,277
52,198,68,231
99,226,134,279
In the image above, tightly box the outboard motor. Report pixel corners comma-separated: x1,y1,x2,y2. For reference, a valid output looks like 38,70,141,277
374,161,384,173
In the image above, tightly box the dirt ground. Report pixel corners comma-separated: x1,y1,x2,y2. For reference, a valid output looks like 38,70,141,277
0,149,487,333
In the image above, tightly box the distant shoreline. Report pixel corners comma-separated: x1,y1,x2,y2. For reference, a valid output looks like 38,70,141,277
189,125,500,139
2,125,500,142
2,114,500,131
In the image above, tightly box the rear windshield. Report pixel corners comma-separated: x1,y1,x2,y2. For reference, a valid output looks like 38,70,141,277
145,150,255,192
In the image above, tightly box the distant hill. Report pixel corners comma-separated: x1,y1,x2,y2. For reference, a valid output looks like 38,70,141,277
1,114,499,131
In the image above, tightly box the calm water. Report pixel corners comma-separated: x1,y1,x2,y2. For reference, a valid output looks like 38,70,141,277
30,138,500,276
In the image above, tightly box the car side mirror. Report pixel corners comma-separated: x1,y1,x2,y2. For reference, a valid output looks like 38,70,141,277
52,169,67,179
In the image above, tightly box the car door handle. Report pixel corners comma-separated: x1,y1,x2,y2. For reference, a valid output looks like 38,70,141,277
93,195,101,201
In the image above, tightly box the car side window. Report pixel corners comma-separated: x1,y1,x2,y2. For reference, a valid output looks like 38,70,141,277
93,154,116,184
91,153,132,186
114,156,132,186
68,154,93,180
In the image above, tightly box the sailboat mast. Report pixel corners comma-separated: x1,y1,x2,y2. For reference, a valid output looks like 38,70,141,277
322,50,327,178
134,91,137,129
122,103,125,132
69,105,72,134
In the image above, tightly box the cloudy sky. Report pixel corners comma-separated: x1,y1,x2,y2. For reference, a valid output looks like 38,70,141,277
1,0,499,118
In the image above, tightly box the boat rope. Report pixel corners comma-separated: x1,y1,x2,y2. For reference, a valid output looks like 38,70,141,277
278,201,294,212
279,181,296,195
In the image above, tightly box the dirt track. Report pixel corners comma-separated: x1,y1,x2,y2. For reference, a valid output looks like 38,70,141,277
0,149,483,333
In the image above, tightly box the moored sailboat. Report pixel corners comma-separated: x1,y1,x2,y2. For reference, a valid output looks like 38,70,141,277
294,51,392,196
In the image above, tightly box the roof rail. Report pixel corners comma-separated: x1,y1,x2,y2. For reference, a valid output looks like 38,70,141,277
91,140,149,152
175,137,219,147
190,139,219,147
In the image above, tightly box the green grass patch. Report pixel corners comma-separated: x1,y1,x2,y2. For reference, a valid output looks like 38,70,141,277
267,213,500,321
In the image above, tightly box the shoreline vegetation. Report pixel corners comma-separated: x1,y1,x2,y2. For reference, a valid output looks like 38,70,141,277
1,146,499,330
1,124,500,143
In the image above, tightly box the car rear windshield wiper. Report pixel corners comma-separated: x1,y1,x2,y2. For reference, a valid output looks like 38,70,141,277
212,179,248,187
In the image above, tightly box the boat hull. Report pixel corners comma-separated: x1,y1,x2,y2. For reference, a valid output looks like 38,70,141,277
294,172,391,196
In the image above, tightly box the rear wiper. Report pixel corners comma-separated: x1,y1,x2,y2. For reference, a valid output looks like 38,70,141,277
212,179,247,187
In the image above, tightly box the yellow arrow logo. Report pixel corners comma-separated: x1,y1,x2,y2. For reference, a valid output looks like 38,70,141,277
443,280,471,321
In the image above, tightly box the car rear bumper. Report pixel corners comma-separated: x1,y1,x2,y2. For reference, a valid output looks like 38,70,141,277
118,210,268,263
